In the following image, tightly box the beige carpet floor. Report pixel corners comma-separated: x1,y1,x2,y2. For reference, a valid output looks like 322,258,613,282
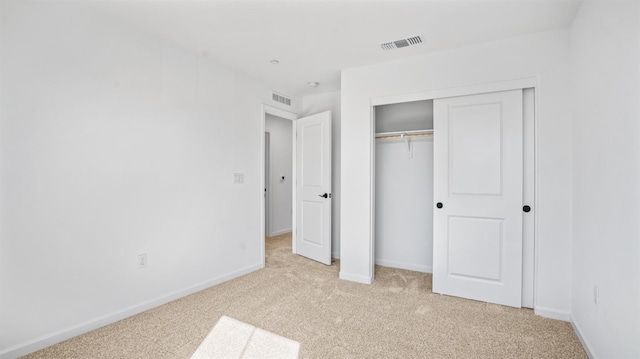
24,233,586,358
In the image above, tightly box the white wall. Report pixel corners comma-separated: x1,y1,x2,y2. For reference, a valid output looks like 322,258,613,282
340,29,573,319
570,1,640,357
301,91,341,259
265,114,293,236
375,137,433,273
0,2,297,357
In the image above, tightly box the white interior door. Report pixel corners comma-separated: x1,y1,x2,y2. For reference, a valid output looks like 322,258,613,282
295,111,332,265
433,89,523,307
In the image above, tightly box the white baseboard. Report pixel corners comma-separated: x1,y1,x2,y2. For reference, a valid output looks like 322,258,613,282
0,263,263,359
570,316,597,359
534,305,570,321
339,271,373,284
375,259,432,273
268,229,292,237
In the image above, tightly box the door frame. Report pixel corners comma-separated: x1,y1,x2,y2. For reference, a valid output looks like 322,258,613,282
264,131,271,237
369,77,539,306
260,105,298,268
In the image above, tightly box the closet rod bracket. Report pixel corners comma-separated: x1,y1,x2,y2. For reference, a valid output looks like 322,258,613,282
401,133,411,153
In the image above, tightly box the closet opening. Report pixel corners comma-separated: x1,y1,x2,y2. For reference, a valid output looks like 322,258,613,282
371,86,535,308
373,100,435,275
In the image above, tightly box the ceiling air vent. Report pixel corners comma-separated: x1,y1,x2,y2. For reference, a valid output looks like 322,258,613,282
381,34,424,51
272,92,292,107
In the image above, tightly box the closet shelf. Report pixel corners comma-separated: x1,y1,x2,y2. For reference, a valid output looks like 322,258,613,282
375,129,434,139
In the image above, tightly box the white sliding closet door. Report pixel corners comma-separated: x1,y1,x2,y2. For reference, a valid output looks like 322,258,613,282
433,89,523,308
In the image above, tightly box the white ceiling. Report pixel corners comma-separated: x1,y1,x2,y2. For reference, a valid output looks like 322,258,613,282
90,0,583,98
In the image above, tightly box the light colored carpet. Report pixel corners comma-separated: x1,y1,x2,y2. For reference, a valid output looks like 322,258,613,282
24,233,586,358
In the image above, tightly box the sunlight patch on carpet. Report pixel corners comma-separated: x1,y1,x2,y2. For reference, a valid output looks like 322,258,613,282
190,315,300,359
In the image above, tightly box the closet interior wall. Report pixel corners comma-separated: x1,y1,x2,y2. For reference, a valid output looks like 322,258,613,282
374,100,434,273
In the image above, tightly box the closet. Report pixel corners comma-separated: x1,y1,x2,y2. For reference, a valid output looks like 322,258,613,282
374,100,434,273
373,88,535,309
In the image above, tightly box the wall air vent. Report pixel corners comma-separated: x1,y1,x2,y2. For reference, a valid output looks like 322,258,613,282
272,92,292,106
381,34,424,51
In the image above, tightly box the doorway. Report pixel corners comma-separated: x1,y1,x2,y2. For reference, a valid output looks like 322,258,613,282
260,105,297,268
264,114,294,239
260,105,334,268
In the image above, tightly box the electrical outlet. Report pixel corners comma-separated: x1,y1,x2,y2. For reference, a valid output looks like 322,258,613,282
233,173,244,184
138,253,147,269
593,284,599,305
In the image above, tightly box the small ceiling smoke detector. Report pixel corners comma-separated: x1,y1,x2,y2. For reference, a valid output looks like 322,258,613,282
307,82,319,87
270,59,280,65
380,34,424,51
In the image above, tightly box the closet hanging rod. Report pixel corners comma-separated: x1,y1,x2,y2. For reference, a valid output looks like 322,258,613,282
375,129,434,139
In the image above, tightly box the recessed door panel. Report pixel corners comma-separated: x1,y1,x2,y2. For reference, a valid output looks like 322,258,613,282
301,123,323,188
450,103,503,196
448,216,503,281
301,200,323,246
